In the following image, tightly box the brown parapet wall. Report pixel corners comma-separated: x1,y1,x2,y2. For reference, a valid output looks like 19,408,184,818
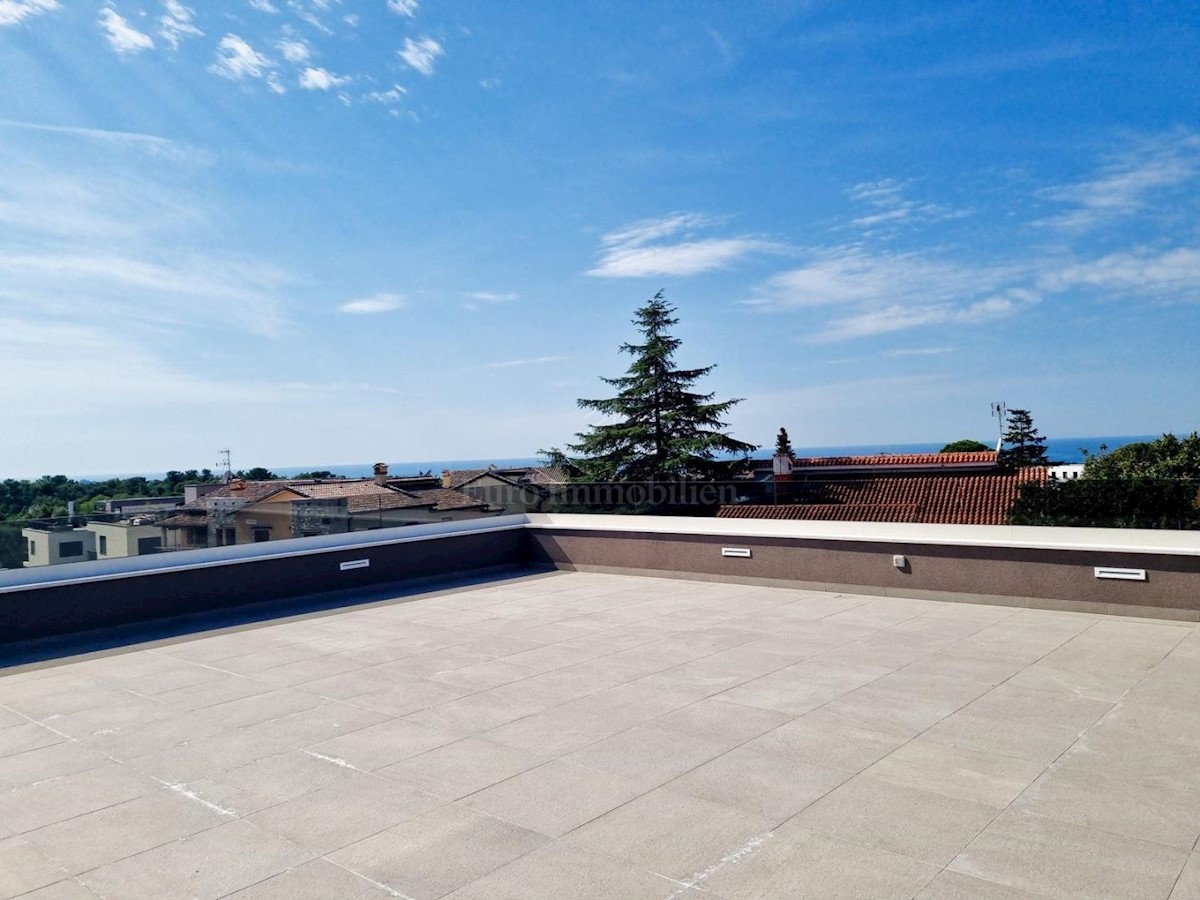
526,528,1200,621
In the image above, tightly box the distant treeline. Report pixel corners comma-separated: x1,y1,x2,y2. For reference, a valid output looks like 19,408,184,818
0,467,347,522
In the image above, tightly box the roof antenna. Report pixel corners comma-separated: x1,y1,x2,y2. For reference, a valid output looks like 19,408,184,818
990,403,1007,452
217,449,233,484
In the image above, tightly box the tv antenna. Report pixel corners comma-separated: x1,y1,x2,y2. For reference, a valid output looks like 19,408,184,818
990,403,1007,452
217,449,233,483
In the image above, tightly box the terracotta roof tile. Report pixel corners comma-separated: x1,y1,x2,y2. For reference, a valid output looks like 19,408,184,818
718,468,1046,526
790,451,998,468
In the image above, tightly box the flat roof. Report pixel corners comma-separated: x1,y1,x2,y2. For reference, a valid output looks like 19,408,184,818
1,571,1197,898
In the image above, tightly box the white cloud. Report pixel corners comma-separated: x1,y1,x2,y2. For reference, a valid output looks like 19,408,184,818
98,9,155,55
338,293,403,314
276,37,311,63
587,212,781,278
846,179,968,232
482,356,565,369
364,85,405,105
887,346,954,357
399,35,443,76
248,0,278,11
479,77,500,90
1040,246,1200,301
299,66,350,90
0,0,58,27
465,291,517,302
1041,131,1200,231
158,0,201,50
210,34,273,81
387,0,418,16
0,118,200,162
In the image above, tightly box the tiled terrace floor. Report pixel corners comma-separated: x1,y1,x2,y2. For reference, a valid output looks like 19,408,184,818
1,572,1199,899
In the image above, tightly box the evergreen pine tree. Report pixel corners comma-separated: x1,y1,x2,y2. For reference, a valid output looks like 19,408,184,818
552,291,756,481
999,408,1048,468
774,427,794,458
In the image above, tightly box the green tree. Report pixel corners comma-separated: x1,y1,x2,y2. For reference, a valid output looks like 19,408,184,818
237,467,278,481
1083,433,1200,479
999,409,1048,468
295,470,339,480
940,439,991,453
774,427,794,457
545,291,756,481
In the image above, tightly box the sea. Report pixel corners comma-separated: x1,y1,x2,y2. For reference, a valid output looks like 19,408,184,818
271,434,1157,479
70,435,1163,482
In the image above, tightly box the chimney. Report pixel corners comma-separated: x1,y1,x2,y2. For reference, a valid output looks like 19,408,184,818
230,478,245,492
441,468,452,489
373,462,389,486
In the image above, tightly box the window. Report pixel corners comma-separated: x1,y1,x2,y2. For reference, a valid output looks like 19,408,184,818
59,540,84,558
137,536,162,555
28,539,35,557
98,535,108,555
252,527,271,543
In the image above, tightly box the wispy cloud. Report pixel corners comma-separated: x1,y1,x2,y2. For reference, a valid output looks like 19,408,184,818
399,36,443,76
1040,247,1200,302
0,0,58,27
299,66,350,91
587,212,782,278
98,8,155,55
276,37,311,63
210,34,273,80
465,291,518,302
387,0,418,16
887,346,954,357
911,42,1099,80
1040,131,1200,231
248,0,278,11
158,0,202,50
0,119,200,162
846,179,968,233
482,356,565,369
337,293,404,314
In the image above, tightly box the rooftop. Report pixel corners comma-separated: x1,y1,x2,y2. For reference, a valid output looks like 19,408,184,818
2,570,1197,899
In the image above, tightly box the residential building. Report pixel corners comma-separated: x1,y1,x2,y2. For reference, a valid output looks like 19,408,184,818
87,519,165,559
443,465,572,513
20,525,96,567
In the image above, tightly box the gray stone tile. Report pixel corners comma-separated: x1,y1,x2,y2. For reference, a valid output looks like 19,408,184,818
222,859,398,899
563,724,728,787
126,730,290,783
791,774,998,867
8,879,104,899
701,825,939,899
199,688,326,728
79,819,313,900
22,788,229,874
920,710,1086,764
483,706,632,756
0,763,160,834
306,718,461,771
182,749,364,816
949,808,1189,900
238,701,391,746
153,675,276,711
651,697,794,748
0,742,111,792
328,803,548,900
347,679,473,716
743,715,906,772
916,870,1044,899
462,760,647,837
866,739,1046,808
565,788,773,882
0,836,71,899
37,696,176,740
0,722,64,758
442,841,693,899
1173,854,1200,900
247,775,443,854
379,737,546,800
666,746,850,820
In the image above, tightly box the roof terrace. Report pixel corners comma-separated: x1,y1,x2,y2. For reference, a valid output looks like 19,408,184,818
2,561,1199,899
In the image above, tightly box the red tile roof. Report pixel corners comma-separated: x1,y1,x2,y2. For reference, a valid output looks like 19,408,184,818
718,468,1046,526
790,451,998,468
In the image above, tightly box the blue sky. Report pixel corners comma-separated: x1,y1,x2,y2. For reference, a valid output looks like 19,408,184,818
1,1,1198,477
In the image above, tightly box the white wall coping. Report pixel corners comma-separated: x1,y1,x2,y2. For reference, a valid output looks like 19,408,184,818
0,515,529,594
523,513,1200,557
